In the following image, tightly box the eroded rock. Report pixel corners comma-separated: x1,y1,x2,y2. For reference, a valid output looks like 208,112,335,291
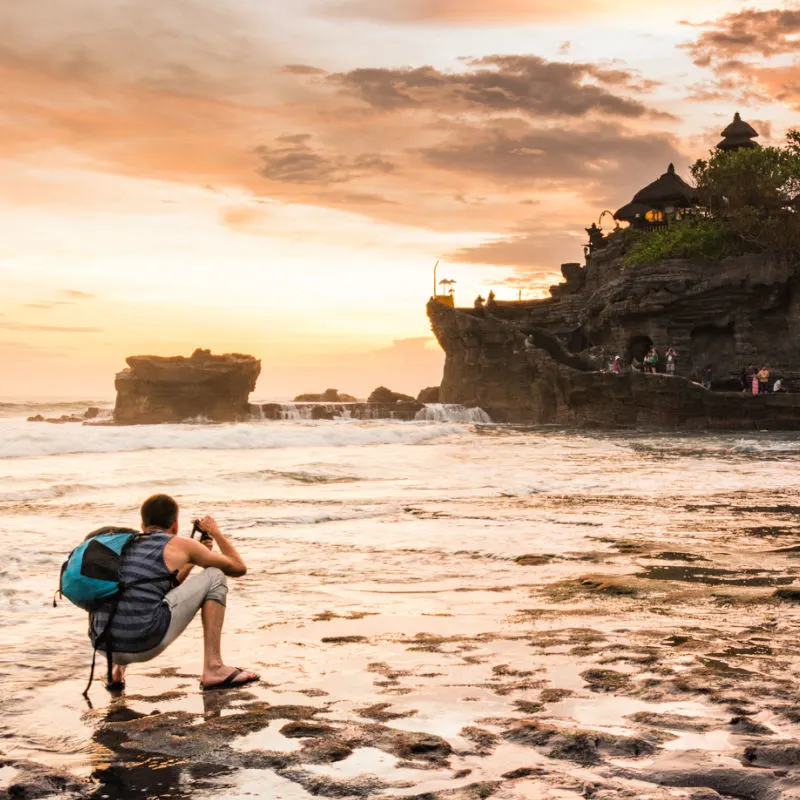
114,349,261,424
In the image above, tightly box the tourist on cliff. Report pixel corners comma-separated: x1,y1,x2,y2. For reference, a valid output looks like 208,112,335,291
702,365,713,390
774,378,785,393
665,347,678,375
486,290,497,310
758,367,770,394
644,347,659,374
752,372,760,394
474,295,485,311
89,494,259,692
611,356,622,375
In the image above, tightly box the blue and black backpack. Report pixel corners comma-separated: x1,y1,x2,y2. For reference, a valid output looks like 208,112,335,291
57,527,167,695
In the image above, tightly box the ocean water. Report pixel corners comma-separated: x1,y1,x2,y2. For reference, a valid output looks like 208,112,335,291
2,401,800,798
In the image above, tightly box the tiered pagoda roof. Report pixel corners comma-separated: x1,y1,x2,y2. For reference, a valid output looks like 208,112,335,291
717,112,760,151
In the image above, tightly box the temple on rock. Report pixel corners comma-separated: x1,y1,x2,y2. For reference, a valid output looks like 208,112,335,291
614,163,699,229
426,113,800,429
613,113,760,229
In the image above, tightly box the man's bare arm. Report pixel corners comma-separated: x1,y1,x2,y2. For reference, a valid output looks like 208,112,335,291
183,516,247,577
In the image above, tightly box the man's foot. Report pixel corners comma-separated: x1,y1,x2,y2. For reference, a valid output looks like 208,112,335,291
200,667,259,692
106,665,127,692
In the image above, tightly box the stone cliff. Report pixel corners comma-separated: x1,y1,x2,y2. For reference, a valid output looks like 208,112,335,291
428,243,800,428
114,349,261,424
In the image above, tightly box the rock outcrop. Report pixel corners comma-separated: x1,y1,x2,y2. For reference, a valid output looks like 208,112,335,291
427,244,800,428
294,389,358,402
28,407,101,424
417,386,440,404
368,386,415,404
114,349,261,424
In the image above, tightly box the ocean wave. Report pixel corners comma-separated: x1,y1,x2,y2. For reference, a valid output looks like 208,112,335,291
414,404,492,423
0,420,469,459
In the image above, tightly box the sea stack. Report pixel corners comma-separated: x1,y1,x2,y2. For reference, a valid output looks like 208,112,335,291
114,349,261,424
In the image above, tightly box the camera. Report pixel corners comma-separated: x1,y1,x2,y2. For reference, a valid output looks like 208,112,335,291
190,519,212,542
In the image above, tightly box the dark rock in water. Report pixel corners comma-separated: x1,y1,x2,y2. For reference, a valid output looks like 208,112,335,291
83,407,101,419
0,758,94,798
114,349,260,424
503,720,654,766
744,741,800,768
417,386,440,403
294,389,358,402
368,386,415,404
27,413,84,424
774,587,800,602
280,721,338,738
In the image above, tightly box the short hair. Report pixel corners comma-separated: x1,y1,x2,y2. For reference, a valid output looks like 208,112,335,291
141,494,179,530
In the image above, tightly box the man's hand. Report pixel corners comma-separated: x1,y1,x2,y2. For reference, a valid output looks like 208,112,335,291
199,515,222,540
186,515,247,577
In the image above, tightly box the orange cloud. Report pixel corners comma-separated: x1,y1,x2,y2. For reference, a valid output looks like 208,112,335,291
0,0,691,276
324,0,692,23
682,5,800,109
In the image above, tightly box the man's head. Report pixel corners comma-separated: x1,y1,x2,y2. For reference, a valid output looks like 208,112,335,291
141,493,179,534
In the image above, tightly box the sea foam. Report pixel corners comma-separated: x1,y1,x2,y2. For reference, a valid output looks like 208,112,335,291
0,420,468,459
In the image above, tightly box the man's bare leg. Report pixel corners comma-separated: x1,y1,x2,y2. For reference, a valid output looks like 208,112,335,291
200,599,258,686
110,664,127,684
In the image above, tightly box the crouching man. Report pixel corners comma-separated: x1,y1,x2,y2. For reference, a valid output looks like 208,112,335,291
92,493,259,692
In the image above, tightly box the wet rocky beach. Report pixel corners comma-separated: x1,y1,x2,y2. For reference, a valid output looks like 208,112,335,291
2,422,800,799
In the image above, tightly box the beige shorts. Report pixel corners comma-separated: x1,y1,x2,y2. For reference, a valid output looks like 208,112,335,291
112,567,228,665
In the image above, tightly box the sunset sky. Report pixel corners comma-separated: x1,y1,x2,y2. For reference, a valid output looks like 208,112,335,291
2,0,798,399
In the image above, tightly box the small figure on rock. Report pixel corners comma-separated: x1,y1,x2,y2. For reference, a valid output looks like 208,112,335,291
703,364,713,390
757,366,770,394
773,377,786,393
486,290,497,310
474,295,485,311
611,355,622,375
665,346,678,376
644,347,659,374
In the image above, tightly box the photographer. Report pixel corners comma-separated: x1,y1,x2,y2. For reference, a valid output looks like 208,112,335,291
90,494,258,692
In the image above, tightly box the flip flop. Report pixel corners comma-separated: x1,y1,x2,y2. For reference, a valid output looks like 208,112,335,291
201,667,260,692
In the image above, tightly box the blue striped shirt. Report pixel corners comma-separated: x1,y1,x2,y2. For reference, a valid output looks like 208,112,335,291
90,532,174,653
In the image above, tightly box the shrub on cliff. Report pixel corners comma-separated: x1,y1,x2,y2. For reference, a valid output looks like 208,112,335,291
623,218,741,265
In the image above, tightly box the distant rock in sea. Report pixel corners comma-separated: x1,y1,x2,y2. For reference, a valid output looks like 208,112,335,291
368,386,415,404
294,389,358,402
114,348,260,425
417,386,440,404
28,406,102,424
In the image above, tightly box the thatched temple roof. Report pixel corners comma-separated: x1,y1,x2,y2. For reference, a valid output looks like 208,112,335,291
613,201,651,223
631,163,699,209
717,112,760,151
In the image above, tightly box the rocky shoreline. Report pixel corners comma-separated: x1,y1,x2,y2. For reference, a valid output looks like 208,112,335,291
428,298,800,430
7,482,800,800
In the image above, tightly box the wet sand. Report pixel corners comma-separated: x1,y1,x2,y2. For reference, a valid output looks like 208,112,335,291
3,425,800,799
